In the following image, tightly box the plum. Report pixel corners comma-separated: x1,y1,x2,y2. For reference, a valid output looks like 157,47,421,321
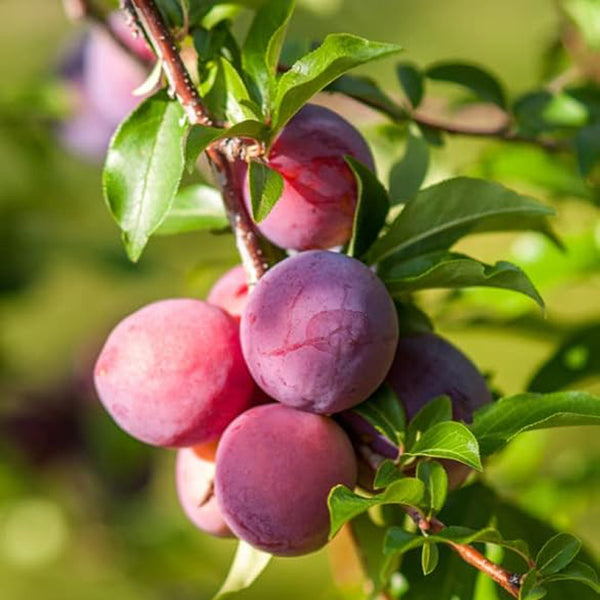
83,13,153,125
215,404,357,556
387,333,492,422
240,251,399,414
94,299,254,447
207,265,248,321
340,333,492,490
244,104,375,250
176,445,232,537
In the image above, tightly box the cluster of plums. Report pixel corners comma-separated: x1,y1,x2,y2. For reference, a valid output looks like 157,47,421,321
91,19,492,556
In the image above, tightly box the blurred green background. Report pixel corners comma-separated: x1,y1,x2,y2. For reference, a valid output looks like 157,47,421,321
0,1,598,599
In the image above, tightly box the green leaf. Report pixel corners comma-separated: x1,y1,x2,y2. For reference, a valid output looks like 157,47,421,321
248,161,284,222
514,91,589,135
422,542,439,575
351,383,406,449
384,525,530,563
381,251,545,309
528,323,600,393
563,0,600,50
185,120,269,172
242,0,295,111
417,461,448,515
470,391,600,455
273,34,402,133
327,478,425,539
425,62,506,108
156,185,228,234
537,533,582,577
520,571,547,600
103,91,187,262
544,561,600,593
396,62,424,108
405,396,453,450
212,541,272,600
365,177,558,265
220,58,263,123
388,130,430,204
345,156,390,259
374,459,403,489
404,421,482,470
575,123,600,177
326,74,405,120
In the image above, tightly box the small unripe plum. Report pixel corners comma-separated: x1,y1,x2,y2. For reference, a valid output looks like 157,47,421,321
387,333,492,422
244,104,375,250
94,299,254,447
215,404,357,556
240,251,399,414
176,445,232,537
207,265,248,321
83,13,153,125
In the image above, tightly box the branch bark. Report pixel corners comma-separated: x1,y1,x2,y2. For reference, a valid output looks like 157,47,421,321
122,0,270,283
406,507,523,599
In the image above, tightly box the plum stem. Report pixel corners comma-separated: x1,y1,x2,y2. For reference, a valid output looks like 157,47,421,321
69,0,275,283
405,506,523,598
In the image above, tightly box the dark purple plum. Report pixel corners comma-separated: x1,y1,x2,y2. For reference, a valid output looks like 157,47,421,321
240,251,399,414
244,104,375,250
215,404,357,556
94,299,254,447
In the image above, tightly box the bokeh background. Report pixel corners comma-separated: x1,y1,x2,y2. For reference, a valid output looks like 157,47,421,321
0,1,599,598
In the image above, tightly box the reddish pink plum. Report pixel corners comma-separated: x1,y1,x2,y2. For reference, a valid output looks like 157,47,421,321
241,251,398,414
244,104,375,250
83,13,153,125
176,446,232,538
94,299,254,447
207,265,248,321
215,404,357,556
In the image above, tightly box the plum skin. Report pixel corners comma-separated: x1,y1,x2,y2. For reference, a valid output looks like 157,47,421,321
240,251,399,415
387,333,492,422
176,445,232,538
244,104,375,250
215,404,357,556
207,265,248,321
94,299,254,447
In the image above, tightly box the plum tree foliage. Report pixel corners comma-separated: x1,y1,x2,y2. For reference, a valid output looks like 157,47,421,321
56,0,600,598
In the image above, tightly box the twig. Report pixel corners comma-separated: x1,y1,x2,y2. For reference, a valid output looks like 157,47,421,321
411,111,566,153
124,0,270,283
407,508,522,599
62,0,149,68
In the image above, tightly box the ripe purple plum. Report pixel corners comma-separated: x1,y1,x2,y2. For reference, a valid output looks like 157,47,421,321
176,445,232,537
94,299,254,447
387,333,492,422
215,404,357,556
244,104,375,250
207,265,248,321
340,333,492,490
240,251,399,414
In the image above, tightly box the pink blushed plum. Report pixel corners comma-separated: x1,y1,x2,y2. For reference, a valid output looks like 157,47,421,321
207,265,248,321
215,404,357,556
176,446,232,538
240,251,399,414
244,104,375,250
94,299,254,447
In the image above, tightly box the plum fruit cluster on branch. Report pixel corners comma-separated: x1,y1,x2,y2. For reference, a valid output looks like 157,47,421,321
59,1,600,598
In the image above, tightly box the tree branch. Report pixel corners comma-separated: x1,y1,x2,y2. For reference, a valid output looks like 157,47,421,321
122,0,271,283
406,507,523,599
